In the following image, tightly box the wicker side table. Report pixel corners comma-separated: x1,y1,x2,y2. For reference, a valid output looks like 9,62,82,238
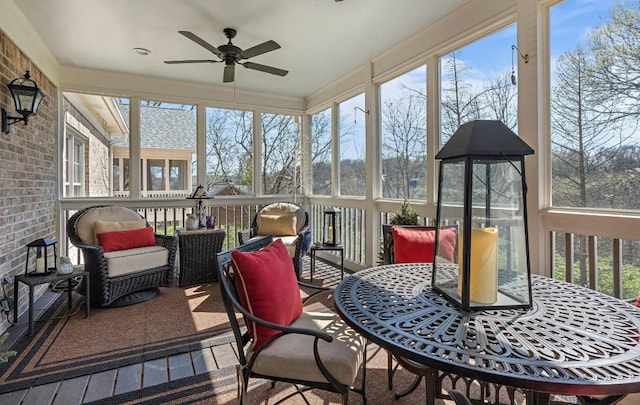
177,229,226,287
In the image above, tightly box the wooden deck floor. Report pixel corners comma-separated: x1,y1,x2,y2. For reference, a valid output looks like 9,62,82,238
0,255,346,405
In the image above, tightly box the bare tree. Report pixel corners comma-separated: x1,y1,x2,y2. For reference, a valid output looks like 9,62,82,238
205,108,252,193
381,92,426,199
261,113,300,195
311,110,332,195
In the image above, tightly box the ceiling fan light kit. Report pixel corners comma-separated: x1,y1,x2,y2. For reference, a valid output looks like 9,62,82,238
164,28,288,83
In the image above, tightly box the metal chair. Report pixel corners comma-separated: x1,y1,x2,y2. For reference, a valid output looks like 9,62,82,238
216,235,366,404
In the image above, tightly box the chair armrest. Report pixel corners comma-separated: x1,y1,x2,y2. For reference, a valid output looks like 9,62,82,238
220,274,333,344
238,229,252,245
298,280,333,305
154,234,177,251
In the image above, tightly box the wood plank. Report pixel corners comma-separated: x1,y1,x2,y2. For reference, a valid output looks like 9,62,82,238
114,363,142,395
0,388,28,405
21,382,58,405
53,375,89,405
168,352,194,380
191,347,217,374
83,369,116,403
212,343,239,368
143,357,168,388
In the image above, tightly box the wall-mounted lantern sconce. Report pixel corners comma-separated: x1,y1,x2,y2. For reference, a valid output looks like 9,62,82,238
2,70,45,134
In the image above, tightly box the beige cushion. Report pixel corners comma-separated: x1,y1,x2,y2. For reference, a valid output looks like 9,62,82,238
257,214,297,236
248,311,365,386
256,203,306,234
94,220,147,242
75,206,145,245
103,245,168,277
246,235,299,258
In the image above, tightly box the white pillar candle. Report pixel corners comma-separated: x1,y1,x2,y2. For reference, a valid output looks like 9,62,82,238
458,227,498,304
36,256,45,273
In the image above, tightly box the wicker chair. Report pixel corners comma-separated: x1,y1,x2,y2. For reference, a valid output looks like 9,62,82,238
238,202,311,278
67,205,177,307
216,236,366,404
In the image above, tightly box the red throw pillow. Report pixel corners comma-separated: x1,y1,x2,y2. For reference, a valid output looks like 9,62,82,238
231,239,302,350
96,227,157,252
392,226,457,263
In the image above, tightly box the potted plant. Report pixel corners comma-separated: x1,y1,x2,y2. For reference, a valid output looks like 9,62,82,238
378,200,419,265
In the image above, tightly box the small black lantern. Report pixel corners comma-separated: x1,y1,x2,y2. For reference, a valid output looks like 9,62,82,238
432,120,534,311
2,71,45,134
25,238,57,276
323,207,342,246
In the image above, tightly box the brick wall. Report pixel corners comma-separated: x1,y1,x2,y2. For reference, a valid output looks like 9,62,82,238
0,29,58,334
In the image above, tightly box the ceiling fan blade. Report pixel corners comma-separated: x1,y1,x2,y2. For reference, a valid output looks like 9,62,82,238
164,59,220,64
223,64,235,83
238,40,281,60
178,30,224,58
242,62,288,77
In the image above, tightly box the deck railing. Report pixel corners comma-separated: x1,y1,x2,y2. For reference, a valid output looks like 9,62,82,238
59,199,640,299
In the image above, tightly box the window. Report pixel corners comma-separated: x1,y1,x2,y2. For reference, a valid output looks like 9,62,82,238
63,130,86,197
261,113,302,195
339,93,366,196
138,100,196,198
439,25,518,146
205,107,253,196
550,0,640,210
63,92,122,198
380,65,427,200
311,108,332,195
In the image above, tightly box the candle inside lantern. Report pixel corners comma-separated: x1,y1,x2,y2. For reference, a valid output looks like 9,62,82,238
36,248,45,273
458,227,498,304
327,225,333,244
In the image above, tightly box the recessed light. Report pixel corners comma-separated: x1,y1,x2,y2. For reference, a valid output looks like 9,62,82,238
132,47,151,56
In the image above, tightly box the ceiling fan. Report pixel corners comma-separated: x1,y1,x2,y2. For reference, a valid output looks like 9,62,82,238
164,28,288,83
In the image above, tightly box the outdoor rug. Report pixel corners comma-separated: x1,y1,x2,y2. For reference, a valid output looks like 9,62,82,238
0,283,233,394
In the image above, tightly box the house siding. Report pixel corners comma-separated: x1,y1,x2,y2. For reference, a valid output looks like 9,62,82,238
0,29,58,335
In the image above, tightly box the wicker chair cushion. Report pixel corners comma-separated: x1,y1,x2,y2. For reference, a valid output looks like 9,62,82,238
248,310,366,385
103,245,169,278
94,220,147,243
75,206,145,245
245,235,298,258
256,214,298,236
97,227,156,252
231,239,303,350
256,203,306,234
392,226,457,263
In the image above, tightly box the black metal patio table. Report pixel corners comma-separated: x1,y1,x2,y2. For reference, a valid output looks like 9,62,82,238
334,263,640,404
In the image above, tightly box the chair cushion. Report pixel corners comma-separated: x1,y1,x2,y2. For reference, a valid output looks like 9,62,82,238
103,245,169,278
393,226,456,263
245,235,299,258
75,206,145,245
256,203,306,234
231,239,303,350
257,213,298,236
249,311,365,386
94,219,147,242
97,227,157,252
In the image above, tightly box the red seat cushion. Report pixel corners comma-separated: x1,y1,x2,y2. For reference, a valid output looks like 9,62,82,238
231,239,303,350
96,227,157,252
392,226,457,263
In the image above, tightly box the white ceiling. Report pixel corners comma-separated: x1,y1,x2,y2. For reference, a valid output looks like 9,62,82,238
13,0,472,99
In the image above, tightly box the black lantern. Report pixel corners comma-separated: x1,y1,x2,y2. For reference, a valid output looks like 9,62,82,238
187,184,210,228
2,71,45,134
323,207,342,246
25,238,57,276
432,120,534,311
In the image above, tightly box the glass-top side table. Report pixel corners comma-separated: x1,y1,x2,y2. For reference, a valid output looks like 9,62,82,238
309,243,344,282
